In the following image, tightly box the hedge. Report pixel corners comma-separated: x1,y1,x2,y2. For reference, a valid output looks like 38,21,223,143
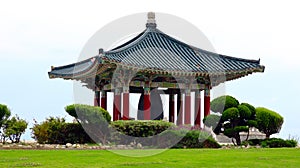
245,138,298,148
110,120,174,137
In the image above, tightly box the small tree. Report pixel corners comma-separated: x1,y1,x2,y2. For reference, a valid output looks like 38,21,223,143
31,117,66,144
31,117,93,144
256,107,283,139
205,95,255,145
65,104,111,144
3,115,28,143
0,104,11,142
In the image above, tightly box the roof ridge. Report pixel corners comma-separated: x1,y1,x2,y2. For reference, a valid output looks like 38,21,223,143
105,29,151,54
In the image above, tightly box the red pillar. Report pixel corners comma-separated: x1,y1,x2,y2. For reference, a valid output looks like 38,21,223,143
94,91,100,106
122,87,130,120
176,93,183,125
144,87,151,120
113,89,121,121
204,85,210,117
184,90,191,125
169,93,175,123
100,90,107,110
194,90,201,127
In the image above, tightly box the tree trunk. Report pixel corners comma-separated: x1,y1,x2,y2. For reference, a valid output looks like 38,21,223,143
231,138,236,146
246,130,250,141
266,133,270,139
235,134,241,146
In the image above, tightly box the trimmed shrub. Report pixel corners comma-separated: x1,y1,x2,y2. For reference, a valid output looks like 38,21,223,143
110,120,173,137
203,137,222,148
110,120,174,145
157,129,220,149
203,114,221,129
222,107,239,121
263,138,297,148
173,130,220,148
241,103,256,118
65,104,111,123
65,104,111,144
157,129,187,148
211,95,239,113
62,123,93,144
256,107,284,139
110,121,220,148
246,138,297,148
237,105,251,119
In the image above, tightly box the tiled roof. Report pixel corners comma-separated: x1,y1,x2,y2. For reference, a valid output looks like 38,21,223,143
48,19,264,80
103,27,264,74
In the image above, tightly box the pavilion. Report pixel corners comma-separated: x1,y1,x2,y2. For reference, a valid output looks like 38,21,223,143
48,12,265,127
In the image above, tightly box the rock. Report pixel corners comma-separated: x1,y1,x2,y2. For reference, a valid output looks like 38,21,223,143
66,143,72,148
137,143,142,149
117,145,126,149
72,144,77,148
76,144,81,148
130,141,136,147
2,145,10,148
44,144,54,149
23,145,32,149
103,145,111,149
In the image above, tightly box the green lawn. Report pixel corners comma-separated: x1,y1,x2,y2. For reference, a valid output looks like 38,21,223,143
0,148,299,167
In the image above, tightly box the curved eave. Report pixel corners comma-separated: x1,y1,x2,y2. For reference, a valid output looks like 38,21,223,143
102,57,265,78
48,56,100,79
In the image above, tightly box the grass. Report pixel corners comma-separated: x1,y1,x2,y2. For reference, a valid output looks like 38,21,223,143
0,148,299,167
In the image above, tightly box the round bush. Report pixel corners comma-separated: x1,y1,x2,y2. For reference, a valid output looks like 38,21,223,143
241,103,256,118
238,104,251,119
222,107,239,121
65,104,111,123
211,95,239,113
256,107,283,138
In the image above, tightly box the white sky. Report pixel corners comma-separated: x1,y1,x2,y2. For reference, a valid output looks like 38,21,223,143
1,0,300,140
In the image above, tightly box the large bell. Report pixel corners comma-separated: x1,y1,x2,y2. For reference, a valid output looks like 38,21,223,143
137,88,164,120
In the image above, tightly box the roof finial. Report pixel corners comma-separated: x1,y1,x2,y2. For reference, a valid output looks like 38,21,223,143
146,12,156,28
99,48,104,55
